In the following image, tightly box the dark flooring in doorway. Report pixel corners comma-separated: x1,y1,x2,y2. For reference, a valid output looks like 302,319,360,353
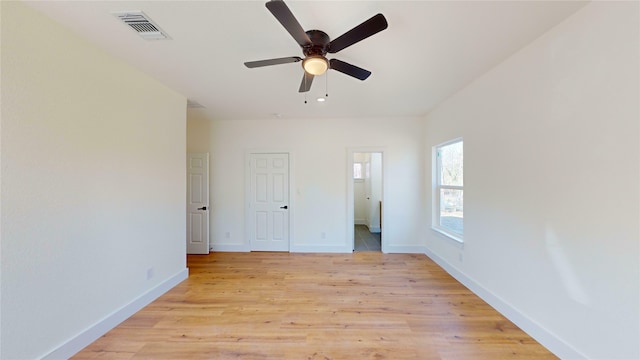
354,225,381,252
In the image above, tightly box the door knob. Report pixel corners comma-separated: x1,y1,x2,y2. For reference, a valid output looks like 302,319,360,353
197,206,207,210
280,205,288,209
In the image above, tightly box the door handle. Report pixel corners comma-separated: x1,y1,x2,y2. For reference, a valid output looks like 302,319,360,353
280,205,288,209
197,206,207,210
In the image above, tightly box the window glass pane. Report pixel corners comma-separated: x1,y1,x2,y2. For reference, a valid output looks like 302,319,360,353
353,163,363,179
440,189,463,235
439,141,463,186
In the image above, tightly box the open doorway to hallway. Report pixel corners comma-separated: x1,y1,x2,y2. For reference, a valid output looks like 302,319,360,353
354,225,381,251
352,151,382,252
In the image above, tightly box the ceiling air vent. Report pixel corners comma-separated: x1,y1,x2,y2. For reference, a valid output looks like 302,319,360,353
113,11,170,40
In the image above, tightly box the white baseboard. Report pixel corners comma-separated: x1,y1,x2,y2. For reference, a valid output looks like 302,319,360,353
383,245,426,254
211,243,250,252
213,244,350,253
367,226,381,233
423,248,585,360
290,244,351,253
354,219,366,225
42,268,189,360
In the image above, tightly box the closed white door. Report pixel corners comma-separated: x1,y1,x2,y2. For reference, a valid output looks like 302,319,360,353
249,153,289,251
187,153,209,254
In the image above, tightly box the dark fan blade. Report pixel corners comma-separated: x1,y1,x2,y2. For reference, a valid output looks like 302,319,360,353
329,59,371,80
244,56,302,68
265,0,312,47
328,13,388,54
298,72,314,92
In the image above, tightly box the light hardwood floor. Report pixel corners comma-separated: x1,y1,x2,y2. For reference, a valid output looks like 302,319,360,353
73,252,556,359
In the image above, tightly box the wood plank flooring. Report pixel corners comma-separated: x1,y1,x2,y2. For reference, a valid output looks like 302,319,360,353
73,252,556,359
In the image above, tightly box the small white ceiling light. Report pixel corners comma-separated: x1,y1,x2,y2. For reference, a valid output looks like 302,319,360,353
316,97,326,102
302,56,329,76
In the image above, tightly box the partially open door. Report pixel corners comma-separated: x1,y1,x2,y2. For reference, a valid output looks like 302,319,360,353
187,153,209,254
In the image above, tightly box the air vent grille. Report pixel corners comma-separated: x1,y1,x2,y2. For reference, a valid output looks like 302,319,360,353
113,11,170,40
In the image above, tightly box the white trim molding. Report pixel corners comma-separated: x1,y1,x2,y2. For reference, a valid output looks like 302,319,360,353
211,243,251,252
384,245,427,254
42,268,189,360
290,244,352,253
424,248,586,359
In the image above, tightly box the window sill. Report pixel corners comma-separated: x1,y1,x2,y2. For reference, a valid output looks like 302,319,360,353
431,226,464,244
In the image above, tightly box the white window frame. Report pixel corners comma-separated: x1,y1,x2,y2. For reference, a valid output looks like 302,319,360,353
432,138,463,243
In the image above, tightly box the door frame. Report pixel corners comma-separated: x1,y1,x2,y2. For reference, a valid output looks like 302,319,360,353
244,149,294,252
347,147,386,252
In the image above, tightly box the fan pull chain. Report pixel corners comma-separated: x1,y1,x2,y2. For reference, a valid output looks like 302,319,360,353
304,73,308,104
325,70,329,98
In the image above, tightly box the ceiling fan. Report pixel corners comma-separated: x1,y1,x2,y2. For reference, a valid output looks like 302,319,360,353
244,0,388,93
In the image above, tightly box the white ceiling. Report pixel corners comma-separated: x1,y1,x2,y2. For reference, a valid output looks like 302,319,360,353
25,0,587,120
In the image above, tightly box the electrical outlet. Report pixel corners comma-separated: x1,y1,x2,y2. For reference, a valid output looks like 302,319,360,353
321,232,326,239
225,232,231,239
146,267,154,280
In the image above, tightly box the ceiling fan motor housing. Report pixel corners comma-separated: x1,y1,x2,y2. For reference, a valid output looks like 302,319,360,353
303,30,330,57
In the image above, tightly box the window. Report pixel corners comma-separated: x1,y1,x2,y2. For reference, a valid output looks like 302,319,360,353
434,139,463,241
353,162,364,179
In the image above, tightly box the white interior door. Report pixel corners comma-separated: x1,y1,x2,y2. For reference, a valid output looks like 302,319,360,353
187,153,209,254
368,153,383,232
249,153,290,252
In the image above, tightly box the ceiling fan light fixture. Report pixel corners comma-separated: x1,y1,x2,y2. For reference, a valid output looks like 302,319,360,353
302,56,329,76
246,0,388,93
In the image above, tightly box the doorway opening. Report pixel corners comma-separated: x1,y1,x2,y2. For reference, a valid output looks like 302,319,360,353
349,151,383,252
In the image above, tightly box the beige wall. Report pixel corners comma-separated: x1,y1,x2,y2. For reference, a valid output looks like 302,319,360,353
208,116,425,253
4,1,636,359
1,2,187,358
424,2,639,358
187,108,212,153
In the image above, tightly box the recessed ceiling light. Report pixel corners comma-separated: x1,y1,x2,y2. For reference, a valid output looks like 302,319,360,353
316,97,326,102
